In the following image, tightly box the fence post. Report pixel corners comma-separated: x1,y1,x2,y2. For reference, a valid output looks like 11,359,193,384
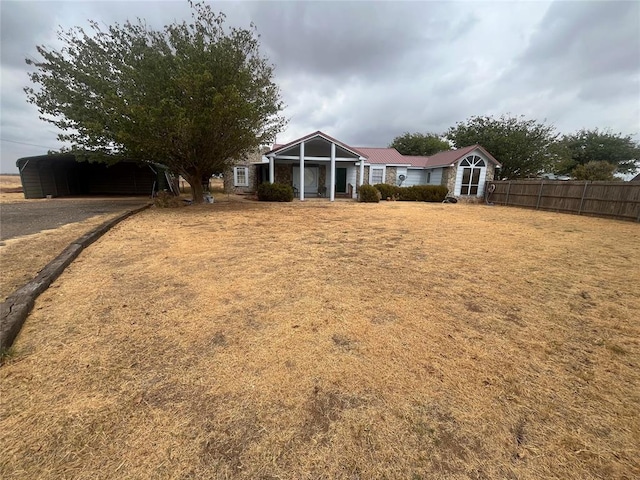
505,181,511,205
536,181,544,209
578,181,589,215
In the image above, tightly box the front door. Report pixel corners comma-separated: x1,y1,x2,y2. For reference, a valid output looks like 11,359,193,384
336,167,347,193
292,166,319,196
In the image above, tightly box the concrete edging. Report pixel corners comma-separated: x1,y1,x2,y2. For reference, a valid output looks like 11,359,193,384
0,204,152,351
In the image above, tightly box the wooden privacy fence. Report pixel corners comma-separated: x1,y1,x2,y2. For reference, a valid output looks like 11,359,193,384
486,180,640,222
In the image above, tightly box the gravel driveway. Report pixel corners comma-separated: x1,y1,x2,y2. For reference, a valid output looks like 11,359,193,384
0,197,150,241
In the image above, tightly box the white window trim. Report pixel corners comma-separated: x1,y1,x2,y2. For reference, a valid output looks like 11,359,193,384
369,165,386,185
455,153,487,196
233,166,249,187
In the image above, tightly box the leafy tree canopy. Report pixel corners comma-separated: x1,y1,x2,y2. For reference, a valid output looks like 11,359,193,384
555,129,640,175
389,132,451,156
571,161,619,181
446,115,559,180
25,1,286,202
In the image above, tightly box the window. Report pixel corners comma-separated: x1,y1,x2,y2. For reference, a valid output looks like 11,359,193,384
459,155,485,195
371,167,384,185
234,166,249,187
426,171,431,184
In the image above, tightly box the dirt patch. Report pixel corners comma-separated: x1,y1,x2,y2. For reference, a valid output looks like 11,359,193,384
1,202,639,479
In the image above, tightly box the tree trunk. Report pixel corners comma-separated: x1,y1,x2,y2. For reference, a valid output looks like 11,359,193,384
185,174,204,203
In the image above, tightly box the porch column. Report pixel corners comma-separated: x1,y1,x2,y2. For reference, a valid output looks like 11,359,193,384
357,158,365,199
268,155,274,183
330,142,336,201
299,141,305,201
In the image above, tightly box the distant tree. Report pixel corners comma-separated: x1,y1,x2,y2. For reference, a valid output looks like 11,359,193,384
389,132,451,156
571,161,619,181
25,2,285,202
446,115,558,179
555,129,640,175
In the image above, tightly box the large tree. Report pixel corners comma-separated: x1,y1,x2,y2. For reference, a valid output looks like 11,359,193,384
446,115,558,179
555,129,640,176
25,2,286,202
571,161,619,181
389,132,451,156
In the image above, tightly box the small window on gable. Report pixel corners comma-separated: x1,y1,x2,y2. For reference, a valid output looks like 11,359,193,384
234,166,249,187
461,155,485,167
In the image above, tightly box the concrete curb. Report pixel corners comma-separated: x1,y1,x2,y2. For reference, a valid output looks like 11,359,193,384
0,204,152,351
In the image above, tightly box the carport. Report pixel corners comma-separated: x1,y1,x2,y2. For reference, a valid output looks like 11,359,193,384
17,153,170,199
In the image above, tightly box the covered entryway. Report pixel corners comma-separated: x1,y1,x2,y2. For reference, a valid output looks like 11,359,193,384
265,131,366,201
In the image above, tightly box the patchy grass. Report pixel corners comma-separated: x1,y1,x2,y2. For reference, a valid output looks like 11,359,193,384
0,215,130,301
1,201,639,479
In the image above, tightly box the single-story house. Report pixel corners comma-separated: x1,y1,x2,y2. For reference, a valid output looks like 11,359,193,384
224,131,500,200
17,153,172,199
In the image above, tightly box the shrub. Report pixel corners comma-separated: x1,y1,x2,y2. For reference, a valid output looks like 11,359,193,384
358,184,381,203
154,190,183,208
257,182,294,202
374,183,401,200
396,185,448,202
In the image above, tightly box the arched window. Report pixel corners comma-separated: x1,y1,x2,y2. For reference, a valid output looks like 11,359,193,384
460,155,485,195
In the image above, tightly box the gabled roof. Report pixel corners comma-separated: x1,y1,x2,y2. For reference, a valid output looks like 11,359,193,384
266,130,366,158
403,145,501,168
266,131,501,169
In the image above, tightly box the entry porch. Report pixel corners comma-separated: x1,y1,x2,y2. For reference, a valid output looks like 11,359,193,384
257,160,359,199
263,132,366,201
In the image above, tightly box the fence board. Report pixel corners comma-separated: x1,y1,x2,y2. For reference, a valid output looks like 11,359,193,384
487,180,640,222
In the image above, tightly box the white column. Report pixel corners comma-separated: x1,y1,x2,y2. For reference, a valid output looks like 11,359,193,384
269,156,274,183
357,159,365,199
299,141,305,201
330,143,336,201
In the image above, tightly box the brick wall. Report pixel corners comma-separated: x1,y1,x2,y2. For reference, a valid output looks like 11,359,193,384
385,166,397,185
223,148,264,194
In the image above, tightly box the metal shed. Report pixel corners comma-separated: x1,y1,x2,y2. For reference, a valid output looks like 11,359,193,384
16,154,169,199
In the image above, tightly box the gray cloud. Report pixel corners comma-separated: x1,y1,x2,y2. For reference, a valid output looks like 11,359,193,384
503,1,639,102
1,0,639,173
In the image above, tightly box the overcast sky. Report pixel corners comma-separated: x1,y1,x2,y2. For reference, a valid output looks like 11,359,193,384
1,0,639,173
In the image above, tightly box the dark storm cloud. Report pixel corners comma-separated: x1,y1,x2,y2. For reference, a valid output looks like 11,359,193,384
1,1,638,173
243,1,468,81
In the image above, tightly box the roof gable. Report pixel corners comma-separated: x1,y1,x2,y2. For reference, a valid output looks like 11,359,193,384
267,131,366,159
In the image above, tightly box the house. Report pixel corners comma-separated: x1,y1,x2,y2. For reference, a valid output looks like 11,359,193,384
224,131,501,201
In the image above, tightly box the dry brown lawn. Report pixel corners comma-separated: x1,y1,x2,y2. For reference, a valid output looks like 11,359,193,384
1,200,639,479
0,215,129,301
0,175,25,203
0,174,142,301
